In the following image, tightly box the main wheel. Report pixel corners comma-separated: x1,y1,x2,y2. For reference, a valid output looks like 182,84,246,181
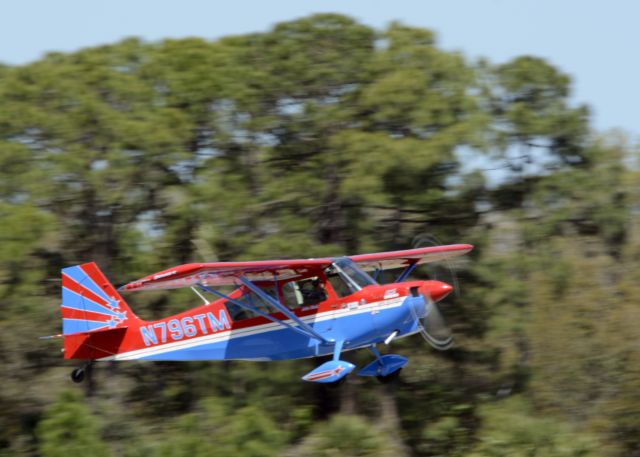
376,368,402,384
70,368,85,383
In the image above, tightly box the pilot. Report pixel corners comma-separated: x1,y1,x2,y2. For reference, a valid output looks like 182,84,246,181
301,279,326,305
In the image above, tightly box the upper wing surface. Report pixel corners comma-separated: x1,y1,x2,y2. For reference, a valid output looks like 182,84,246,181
120,244,473,292
348,244,473,271
120,259,332,291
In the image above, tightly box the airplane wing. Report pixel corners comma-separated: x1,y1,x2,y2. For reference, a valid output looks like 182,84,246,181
119,259,333,292
120,244,472,292
348,244,473,271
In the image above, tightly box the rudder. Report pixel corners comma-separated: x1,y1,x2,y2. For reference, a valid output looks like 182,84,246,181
61,262,135,335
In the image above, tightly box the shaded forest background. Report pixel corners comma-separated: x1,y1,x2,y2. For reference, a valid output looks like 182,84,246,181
1,13,639,457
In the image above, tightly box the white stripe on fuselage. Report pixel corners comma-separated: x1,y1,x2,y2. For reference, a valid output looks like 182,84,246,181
99,296,406,361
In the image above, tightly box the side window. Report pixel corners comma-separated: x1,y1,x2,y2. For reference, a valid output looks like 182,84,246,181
282,278,327,308
225,301,250,321
225,286,276,321
282,282,303,308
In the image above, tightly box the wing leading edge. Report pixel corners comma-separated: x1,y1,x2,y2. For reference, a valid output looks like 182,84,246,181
119,244,473,292
349,244,473,271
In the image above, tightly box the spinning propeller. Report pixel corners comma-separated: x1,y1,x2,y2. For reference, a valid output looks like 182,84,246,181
415,282,454,350
410,234,461,350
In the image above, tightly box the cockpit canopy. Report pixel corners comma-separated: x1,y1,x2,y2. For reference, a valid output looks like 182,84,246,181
324,258,378,297
225,258,380,320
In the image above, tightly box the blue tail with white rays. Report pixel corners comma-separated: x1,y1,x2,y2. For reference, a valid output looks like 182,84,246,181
60,262,135,335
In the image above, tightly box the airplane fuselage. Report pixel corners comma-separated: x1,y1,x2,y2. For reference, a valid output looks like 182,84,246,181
64,281,434,362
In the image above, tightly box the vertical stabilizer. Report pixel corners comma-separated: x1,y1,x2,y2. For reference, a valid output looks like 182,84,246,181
60,262,135,335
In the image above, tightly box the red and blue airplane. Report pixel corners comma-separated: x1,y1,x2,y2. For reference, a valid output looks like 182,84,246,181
58,244,472,384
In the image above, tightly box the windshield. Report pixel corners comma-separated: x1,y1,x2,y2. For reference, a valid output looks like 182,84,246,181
325,271,354,297
332,258,378,291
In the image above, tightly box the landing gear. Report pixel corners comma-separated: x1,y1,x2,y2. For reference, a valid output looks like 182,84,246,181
70,362,93,383
70,367,85,383
357,346,408,382
302,340,355,384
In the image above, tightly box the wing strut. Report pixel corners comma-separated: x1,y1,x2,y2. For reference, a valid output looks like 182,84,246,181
372,263,384,282
238,276,331,344
396,260,418,282
196,282,329,344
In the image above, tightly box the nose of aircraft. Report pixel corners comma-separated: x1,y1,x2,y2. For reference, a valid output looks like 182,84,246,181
419,281,453,302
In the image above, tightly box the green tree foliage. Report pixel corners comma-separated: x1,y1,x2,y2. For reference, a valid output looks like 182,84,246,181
299,415,393,457
468,396,599,457
492,56,589,165
0,13,638,457
144,403,284,457
36,391,111,457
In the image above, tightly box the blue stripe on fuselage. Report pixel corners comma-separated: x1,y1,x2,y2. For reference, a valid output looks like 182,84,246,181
133,296,420,361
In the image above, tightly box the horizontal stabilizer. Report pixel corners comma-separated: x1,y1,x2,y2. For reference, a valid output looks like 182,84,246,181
39,334,64,340
302,360,355,383
63,326,128,360
62,324,129,338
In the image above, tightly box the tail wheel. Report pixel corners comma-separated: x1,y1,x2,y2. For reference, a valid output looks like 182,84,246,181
70,367,85,383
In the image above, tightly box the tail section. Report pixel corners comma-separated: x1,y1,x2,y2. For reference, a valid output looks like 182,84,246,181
61,262,135,335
